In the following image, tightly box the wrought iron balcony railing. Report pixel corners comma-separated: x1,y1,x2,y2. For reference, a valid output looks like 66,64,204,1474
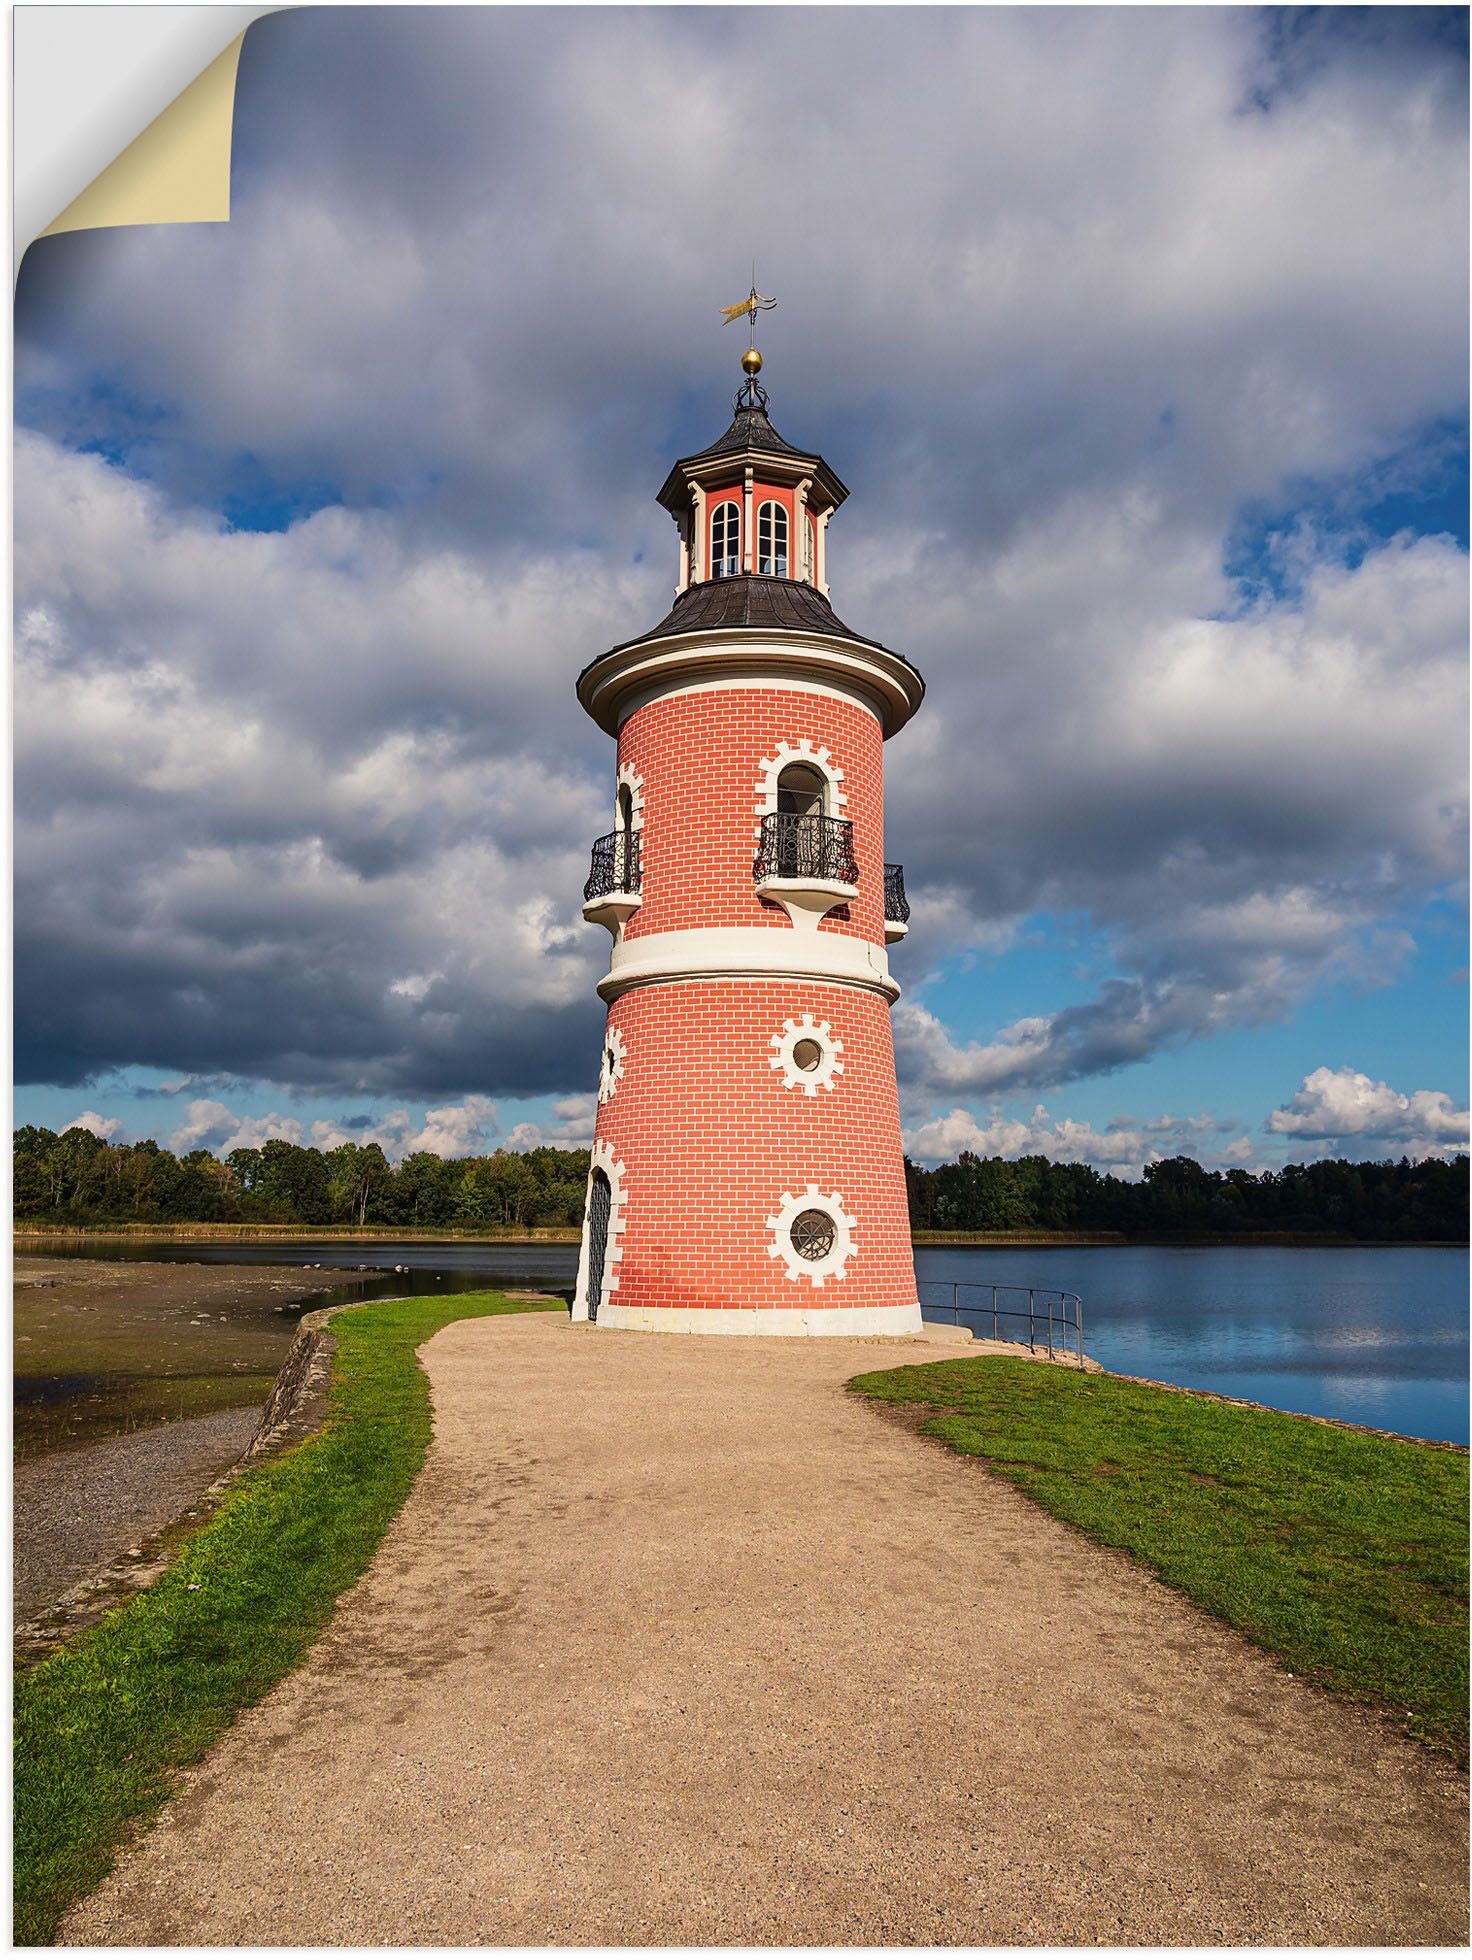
884,863,910,924
753,811,859,887
583,829,641,902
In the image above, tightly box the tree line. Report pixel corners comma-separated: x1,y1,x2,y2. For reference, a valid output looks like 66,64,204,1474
12,1124,1468,1240
906,1149,1468,1241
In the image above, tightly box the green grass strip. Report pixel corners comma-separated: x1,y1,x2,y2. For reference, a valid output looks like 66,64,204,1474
13,1290,559,1945
849,1357,1469,1758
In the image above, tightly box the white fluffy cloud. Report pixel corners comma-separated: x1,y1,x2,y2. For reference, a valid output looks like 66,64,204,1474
1268,1066,1469,1156
15,433,619,1097
503,1095,598,1152
59,1109,125,1141
902,1103,1243,1178
167,1094,510,1162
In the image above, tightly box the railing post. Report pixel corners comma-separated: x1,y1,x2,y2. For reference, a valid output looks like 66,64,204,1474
992,1286,998,1340
1047,1291,1054,1359
1028,1288,1035,1352
1077,1295,1085,1369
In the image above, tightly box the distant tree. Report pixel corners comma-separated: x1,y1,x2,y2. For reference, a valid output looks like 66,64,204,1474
11,1122,1466,1242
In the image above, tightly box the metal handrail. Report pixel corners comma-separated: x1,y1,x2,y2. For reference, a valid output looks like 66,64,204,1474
918,1279,1086,1367
583,829,641,901
754,811,859,885
884,862,910,924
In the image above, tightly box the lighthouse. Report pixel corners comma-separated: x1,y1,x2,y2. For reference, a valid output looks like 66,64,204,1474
572,311,925,1334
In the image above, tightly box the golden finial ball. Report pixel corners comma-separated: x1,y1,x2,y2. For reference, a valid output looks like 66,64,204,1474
741,347,764,376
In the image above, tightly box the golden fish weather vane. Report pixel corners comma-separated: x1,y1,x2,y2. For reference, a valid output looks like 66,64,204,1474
720,284,777,331
721,276,777,394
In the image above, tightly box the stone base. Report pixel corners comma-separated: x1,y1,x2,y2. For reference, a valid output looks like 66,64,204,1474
591,1300,924,1338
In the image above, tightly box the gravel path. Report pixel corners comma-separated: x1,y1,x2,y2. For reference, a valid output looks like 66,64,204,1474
62,1315,1466,1946
14,1408,262,1628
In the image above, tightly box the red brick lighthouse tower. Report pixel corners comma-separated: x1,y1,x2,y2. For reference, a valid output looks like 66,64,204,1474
573,306,924,1334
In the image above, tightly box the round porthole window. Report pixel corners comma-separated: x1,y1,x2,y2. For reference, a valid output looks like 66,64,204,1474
770,1016,844,1096
790,1208,836,1260
767,1185,856,1286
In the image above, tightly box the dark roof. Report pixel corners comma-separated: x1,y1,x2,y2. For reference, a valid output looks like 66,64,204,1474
593,575,908,663
657,400,848,510
682,403,814,465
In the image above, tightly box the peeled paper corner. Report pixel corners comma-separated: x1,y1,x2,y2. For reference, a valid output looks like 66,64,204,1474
41,31,248,241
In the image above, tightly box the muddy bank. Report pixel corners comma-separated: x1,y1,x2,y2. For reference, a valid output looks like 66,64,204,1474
13,1257,332,1459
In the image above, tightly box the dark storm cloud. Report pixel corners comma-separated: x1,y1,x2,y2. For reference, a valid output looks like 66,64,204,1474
13,7,1468,1106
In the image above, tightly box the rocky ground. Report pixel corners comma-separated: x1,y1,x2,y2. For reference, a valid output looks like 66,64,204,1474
14,1409,262,1629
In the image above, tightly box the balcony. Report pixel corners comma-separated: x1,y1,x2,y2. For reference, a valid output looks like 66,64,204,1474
582,829,642,934
753,812,858,927
883,862,910,944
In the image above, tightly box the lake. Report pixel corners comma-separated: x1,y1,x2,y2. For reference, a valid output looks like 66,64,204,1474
18,1237,1469,1445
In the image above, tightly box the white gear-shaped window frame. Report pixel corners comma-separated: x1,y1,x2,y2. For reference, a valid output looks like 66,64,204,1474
769,1015,844,1096
598,1025,627,1104
766,1185,857,1288
752,738,847,844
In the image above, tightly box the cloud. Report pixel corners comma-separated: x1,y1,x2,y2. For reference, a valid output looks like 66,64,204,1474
503,1095,598,1152
902,1103,1239,1179
14,433,619,1097
166,1094,512,1162
397,1095,500,1158
12,8,1466,1123
59,1109,125,1141
1267,1066,1469,1156
170,1099,305,1154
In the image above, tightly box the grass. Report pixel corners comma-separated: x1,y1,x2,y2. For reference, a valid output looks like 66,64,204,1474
849,1357,1469,1760
13,1289,560,1945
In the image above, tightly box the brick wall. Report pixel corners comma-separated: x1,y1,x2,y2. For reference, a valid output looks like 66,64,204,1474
591,977,917,1314
617,686,887,944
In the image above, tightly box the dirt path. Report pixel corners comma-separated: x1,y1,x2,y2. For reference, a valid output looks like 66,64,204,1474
14,1408,261,1628
62,1315,1466,1946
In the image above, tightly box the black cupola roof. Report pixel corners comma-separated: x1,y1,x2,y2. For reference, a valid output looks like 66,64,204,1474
657,399,848,514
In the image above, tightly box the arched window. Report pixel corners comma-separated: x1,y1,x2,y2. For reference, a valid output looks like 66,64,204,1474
710,501,741,579
585,1168,612,1322
758,500,788,577
775,761,826,876
613,782,637,891
776,762,827,820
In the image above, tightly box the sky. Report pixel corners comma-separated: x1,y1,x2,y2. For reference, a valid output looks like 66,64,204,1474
13,4,1469,1177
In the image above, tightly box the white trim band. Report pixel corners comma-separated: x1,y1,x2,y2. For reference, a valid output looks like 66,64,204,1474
579,633,925,738
594,1300,925,1338
598,925,899,1004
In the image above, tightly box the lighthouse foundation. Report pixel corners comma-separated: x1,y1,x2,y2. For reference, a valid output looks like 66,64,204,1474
592,1299,924,1337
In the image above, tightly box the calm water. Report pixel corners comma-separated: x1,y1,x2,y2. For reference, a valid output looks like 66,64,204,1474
916,1243,1469,1445
21,1237,1469,1444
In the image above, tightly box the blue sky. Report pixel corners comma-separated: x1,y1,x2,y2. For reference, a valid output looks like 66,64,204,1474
13,5,1468,1174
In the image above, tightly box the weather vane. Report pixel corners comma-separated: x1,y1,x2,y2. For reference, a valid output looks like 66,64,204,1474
720,271,777,408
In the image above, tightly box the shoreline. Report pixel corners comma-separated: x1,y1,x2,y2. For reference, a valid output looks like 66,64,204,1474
14,1223,1466,1249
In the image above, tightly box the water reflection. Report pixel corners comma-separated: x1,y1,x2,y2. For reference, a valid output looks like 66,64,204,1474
20,1237,1467,1443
